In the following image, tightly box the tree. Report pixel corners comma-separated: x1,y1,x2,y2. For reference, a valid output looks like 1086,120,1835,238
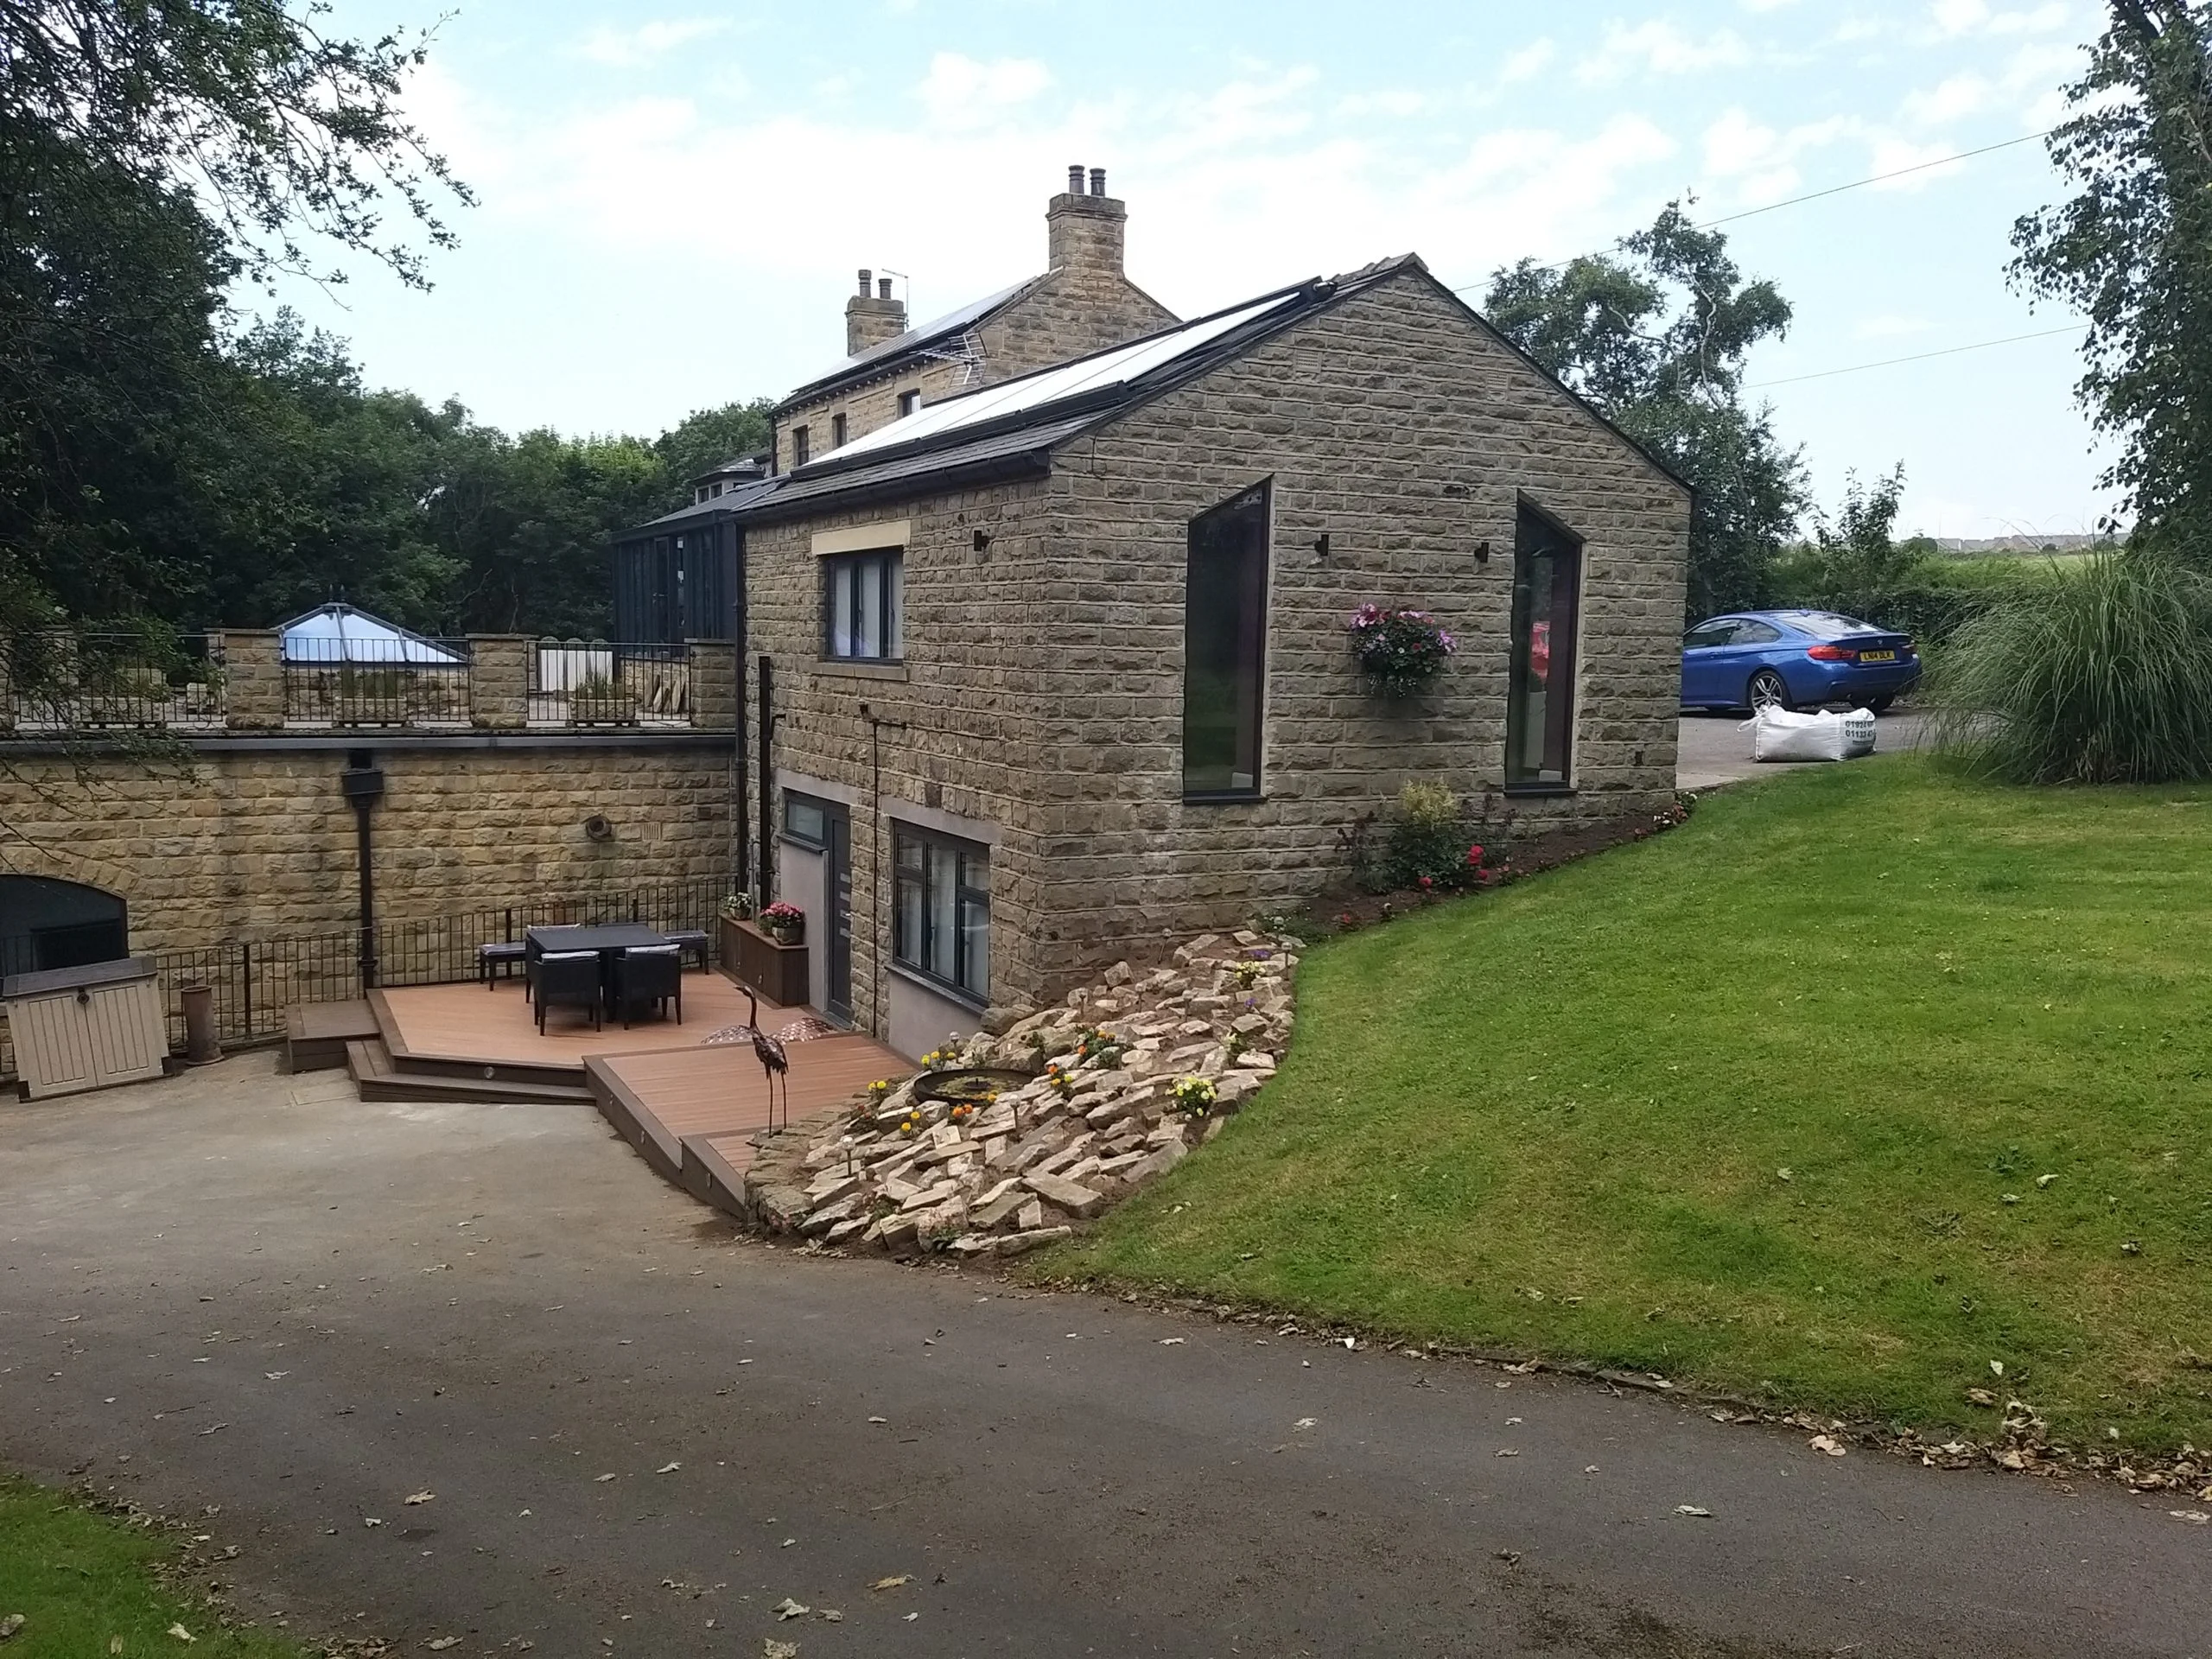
652,400,775,510
2012,2,2212,552
0,0,467,632
1484,204,1808,619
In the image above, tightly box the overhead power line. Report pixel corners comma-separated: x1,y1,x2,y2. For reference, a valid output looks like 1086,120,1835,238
1744,324,2082,388
1450,128,2055,293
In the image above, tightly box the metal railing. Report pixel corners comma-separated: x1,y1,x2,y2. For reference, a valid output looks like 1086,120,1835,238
0,878,731,1077
282,635,473,728
527,641,692,727
5,632,226,731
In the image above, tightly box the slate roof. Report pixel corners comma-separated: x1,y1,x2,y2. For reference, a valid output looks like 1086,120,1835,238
774,279,1041,412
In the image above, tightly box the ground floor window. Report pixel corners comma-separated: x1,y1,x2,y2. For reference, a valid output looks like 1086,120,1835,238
1505,499,1583,790
892,823,988,1001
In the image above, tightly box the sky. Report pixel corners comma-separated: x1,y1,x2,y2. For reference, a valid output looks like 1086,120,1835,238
283,0,2117,542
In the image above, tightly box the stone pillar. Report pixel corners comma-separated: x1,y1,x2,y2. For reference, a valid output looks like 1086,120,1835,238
468,636,529,730
689,640,736,730
220,630,283,730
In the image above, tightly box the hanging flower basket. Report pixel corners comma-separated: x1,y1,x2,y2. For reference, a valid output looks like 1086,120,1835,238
1347,604,1458,697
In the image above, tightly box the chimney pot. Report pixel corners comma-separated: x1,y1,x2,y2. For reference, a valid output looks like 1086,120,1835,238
878,276,893,300
1067,162,1084,194
857,268,872,296
1090,167,1106,197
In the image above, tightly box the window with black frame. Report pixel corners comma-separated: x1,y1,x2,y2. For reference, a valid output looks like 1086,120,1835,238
1505,501,1584,790
781,792,828,848
893,824,988,1001
1182,481,1271,799
822,549,904,662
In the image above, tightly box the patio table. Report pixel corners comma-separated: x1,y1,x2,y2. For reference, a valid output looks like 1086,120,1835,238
524,925,672,1017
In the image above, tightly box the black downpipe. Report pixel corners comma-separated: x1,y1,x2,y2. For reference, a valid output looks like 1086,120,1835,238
732,523,749,899
339,753,385,990
756,654,774,904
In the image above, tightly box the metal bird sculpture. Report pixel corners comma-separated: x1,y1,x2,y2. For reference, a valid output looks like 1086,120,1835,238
745,988,789,1129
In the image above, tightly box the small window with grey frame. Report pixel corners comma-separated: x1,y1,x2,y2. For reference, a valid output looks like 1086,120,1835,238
822,549,904,662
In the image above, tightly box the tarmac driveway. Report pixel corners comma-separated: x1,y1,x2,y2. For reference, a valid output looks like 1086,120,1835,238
1,1053,2203,1658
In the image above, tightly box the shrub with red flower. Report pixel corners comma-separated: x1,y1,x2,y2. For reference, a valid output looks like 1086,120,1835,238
1347,605,1458,698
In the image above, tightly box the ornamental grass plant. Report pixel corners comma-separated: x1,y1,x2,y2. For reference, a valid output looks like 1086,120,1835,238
1925,548,2212,785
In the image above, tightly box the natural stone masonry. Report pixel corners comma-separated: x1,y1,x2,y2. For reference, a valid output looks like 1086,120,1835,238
0,743,734,957
744,931,1294,1254
746,264,1690,1033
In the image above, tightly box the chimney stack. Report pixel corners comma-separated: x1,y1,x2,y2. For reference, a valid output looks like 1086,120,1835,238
1047,162,1128,285
845,266,906,355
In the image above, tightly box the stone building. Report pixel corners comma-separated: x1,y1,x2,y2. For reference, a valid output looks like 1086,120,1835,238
734,254,1691,1058
767,165,1176,475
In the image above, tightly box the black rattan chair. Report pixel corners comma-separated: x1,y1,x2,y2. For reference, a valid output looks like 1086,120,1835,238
534,950,603,1033
479,939,526,989
612,944,683,1028
665,929,711,972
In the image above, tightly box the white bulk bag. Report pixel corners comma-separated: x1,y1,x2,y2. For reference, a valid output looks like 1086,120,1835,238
1746,706,1879,763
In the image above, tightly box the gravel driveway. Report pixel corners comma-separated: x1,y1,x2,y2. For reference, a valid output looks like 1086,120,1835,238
1678,709,1933,791
1,1053,2202,1658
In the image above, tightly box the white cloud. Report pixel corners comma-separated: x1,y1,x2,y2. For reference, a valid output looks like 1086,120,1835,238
1577,22,1751,86
1928,0,2071,38
917,52,1054,130
1498,39,1556,85
1699,108,1853,207
573,17,728,68
1904,72,1992,126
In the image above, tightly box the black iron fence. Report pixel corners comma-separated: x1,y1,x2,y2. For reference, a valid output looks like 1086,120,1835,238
281,635,473,728
526,641,692,726
0,878,730,1077
6,632,226,730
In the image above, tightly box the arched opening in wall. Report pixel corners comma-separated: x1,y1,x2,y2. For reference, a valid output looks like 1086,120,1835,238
0,876,129,979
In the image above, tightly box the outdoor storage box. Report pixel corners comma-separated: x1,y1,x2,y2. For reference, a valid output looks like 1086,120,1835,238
3,957,168,1100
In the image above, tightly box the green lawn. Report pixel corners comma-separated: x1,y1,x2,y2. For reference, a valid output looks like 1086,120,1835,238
0,1472,312,1657
1046,758,2212,1450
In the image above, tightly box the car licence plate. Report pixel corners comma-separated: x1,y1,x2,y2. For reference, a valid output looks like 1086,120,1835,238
1858,650,1897,663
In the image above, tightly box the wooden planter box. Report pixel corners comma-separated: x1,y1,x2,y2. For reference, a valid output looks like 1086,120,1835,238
725,916,808,1008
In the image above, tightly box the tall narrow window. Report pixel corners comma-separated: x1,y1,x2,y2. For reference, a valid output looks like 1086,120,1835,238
1505,501,1583,790
1181,482,1270,799
893,824,989,1001
791,424,811,467
830,412,848,448
822,550,903,661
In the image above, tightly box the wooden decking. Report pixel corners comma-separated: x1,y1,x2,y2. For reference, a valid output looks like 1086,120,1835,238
287,970,907,1218
373,974,776,1073
588,1037,904,1215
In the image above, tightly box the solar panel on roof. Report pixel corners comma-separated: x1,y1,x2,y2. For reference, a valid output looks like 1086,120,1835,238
822,292,1302,467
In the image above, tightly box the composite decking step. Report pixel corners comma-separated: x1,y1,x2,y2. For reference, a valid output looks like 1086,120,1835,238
284,1000,379,1074
346,1038,592,1106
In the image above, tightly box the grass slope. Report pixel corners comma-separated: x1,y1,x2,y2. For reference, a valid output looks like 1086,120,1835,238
0,1472,312,1657
1049,758,2212,1449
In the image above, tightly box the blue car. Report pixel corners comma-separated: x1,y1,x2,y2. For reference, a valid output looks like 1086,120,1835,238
1681,609,1921,715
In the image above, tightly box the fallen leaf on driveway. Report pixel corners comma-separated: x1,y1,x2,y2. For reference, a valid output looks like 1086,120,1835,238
656,1462,680,1474
594,1473,616,1483
168,1625,195,1643
264,1372,289,1381
1496,1449,1520,1459
405,1491,435,1505
870,1575,911,1592
772,1598,809,1620
427,1640,461,1651
1675,1505,1713,1518
1293,1418,1316,1430
195,1423,228,1436
867,1417,887,1425
363,1517,382,1528
2170,1510,2210,1526
1158,1338,1184,1346
764,1643,799,1659
1808,1435,1847,1458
